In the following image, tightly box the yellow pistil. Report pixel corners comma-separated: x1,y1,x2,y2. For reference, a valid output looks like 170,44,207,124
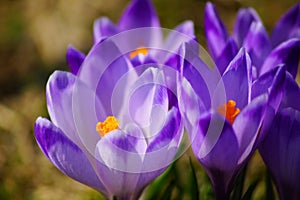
217,100,240,124
129,47,148,59
96,116,119,137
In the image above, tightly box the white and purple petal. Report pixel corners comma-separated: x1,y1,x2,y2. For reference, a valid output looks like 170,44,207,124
93,17,119,44
46,71,80,145
95,129,146,199
34,117,106,194
136,108,183,190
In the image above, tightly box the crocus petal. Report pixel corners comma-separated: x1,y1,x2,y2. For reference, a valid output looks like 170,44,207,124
233,94,268,164
173,20,195,38
66,45,85,75
93,17,118,44
193,112,239,199
46,71,79,145
243,22,271,70
260,38,300,78
260,108,300,200
77,40,136,116
215,37,238,75
164,21,196,56
271,3,300,47
281,72,300,110
130,54,156,68
34,117,106,194
95,128,146,198
233,7,261,47
119,0,160,30
136,108,182,190
250,66,286,149
204,2,228,60
180,42,218,110
193,112,239,171
214,48,252,109
46,70,105,150
147,107,182,152
252,66,286,109
126,68,170,140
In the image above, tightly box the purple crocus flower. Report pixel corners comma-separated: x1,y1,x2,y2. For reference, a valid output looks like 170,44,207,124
34,0,190,198
66,0,195,76
178,42,285,199
35,39,183,199
205,2,300,78
259,72,300,200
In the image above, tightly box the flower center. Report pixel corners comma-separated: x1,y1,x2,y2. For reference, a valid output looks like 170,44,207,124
217,100,240,124
96,116,119,137
129,47,148,59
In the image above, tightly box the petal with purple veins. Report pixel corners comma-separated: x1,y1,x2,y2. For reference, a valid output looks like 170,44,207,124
46,70,106,150
46,71,80,145
94,129,146,197
136,108,182,187
34,117,106,194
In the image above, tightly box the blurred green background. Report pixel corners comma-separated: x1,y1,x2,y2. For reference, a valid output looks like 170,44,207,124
0,0,298,199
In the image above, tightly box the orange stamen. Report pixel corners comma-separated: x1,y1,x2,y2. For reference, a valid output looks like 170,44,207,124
217,100,240,124
129,47,148,59
96,116,119,137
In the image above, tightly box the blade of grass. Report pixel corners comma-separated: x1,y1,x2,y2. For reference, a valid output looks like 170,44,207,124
189,157,200,200
265,169,275,200
231,163,248,200
241,180,259,200
142,162,175,200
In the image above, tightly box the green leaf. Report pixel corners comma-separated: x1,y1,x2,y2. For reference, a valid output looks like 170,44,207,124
231,163,248,200
142,163,175,200
189,157,200,200
265,169,275,200
159,179,176,200
241,180,259,200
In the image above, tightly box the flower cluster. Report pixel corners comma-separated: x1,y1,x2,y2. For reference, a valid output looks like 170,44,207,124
34,0,300,199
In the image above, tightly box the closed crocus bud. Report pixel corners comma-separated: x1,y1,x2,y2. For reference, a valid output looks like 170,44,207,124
260,73,300,200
